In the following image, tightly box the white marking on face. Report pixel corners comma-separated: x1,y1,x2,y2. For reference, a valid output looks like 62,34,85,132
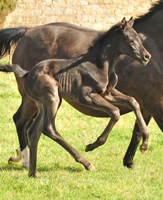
138,33,147,41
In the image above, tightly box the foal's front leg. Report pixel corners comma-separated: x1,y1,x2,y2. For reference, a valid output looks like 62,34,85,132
80,92,121,152
103,88,149,168
104,88,149,153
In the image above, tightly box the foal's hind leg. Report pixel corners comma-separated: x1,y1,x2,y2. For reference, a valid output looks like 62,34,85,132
41,93,94,171
27,107,43,177
28,88,94,177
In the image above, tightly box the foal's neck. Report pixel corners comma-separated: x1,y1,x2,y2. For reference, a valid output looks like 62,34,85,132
96,31,120,75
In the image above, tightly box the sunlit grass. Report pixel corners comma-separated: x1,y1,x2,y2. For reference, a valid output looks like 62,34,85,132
0,72,163,200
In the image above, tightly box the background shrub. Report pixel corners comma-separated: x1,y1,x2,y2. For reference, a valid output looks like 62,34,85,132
0,0,17,28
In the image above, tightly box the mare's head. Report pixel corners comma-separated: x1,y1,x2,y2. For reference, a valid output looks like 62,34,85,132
119,17,151,66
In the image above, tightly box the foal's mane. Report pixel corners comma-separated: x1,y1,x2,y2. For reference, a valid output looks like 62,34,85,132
88,23,120,52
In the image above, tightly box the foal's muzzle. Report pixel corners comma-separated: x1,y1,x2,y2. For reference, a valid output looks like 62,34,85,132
140,50,151,66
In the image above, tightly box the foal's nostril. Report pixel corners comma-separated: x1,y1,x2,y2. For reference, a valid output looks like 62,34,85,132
144,53,151,61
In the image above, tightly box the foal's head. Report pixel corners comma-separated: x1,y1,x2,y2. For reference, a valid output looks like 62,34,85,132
119,17,151,65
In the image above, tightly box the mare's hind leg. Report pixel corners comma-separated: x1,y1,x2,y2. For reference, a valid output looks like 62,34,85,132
9,75,38,168
9,95,37,167
123,110,151,168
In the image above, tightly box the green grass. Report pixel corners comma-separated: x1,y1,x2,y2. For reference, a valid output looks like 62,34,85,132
0,71,163,199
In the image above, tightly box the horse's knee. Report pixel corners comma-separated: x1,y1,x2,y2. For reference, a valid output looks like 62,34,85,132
42,125,50,136
13,104,25,126
42,123,57,140
13,113,17,124
13,111,21,126
79,95,92,105
112,108,120,122
129,97,140,110
96,137,106,146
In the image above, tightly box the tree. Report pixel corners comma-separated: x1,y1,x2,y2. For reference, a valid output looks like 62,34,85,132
0,0,17,28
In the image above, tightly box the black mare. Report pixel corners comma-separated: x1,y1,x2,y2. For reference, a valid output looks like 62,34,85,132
0,1,162,168
0,18,151,176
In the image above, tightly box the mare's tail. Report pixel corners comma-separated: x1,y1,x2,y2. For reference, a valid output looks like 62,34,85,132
0,27,27,59
0,64,28,77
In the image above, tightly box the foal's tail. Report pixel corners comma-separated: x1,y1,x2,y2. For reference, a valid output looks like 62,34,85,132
0,27,27,59
0,64,28,77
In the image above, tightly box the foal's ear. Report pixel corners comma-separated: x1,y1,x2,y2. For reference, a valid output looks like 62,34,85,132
120,17,126,29
127,16,134,28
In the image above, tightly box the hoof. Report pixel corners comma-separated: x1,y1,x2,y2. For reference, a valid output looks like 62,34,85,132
85,144,93,152
85,145,89,152
8,148,22,164
124,164,135,169
140,149,146,155
34,173,41,178
29,172,40,178
140,145,146,154
8,157,13,164
128,164,135,169
86,164,95,171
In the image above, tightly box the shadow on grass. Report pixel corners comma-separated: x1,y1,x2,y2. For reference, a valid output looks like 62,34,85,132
0,164,24,171
37,164,83,173
0,163,83,173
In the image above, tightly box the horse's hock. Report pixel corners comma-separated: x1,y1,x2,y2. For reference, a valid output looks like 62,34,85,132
3,0,157,29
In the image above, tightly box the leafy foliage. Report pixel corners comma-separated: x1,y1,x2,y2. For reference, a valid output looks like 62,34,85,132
0,0,17,27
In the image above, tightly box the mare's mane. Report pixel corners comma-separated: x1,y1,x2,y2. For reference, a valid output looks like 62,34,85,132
135,0,163,24
89,0,163,51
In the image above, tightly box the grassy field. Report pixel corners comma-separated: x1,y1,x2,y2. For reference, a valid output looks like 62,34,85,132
0,71,163,200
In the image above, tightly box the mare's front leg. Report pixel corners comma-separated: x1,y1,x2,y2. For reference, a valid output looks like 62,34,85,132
123,110,151,168
79,92,120,152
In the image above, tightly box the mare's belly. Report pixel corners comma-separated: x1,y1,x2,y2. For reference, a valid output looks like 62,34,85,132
65,100,131,117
